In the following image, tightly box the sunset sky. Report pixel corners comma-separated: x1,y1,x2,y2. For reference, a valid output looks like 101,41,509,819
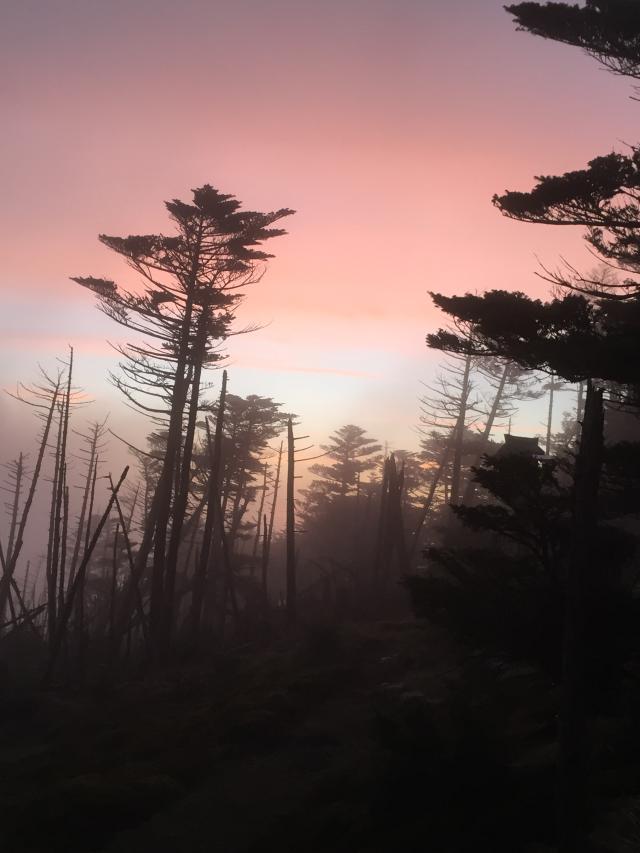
1,0,637,462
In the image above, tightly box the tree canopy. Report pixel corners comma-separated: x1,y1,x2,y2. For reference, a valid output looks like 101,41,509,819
506,1,640,79
427,289,640,387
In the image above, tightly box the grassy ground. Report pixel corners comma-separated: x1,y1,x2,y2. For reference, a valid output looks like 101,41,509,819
0,620,637,852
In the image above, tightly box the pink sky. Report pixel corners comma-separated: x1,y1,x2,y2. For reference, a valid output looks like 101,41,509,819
2,0,637,462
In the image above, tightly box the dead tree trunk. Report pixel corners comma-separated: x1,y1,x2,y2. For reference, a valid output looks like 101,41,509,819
285,418,296,626
48,348,74,646
373,457,391,590
57,474,69,619
108,473,148,652
108,523,120,666
0,383,60,622
0,543,39,639
389,458,409,576
21,560,31,602
216,509,239,639
69,421,103,586
375,456,409,591
46,403,64,644
263,440,283,599
261,513,269,602
250,462,269,575
461,362,509,505
43,466,128,685
449,353,473,505
75,458,98,649
6,452,24,560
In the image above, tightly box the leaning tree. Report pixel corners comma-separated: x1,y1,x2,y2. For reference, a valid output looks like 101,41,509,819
73,185,293,656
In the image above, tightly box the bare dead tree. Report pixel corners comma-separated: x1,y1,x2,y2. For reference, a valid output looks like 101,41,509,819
420,350,482,507
0,369,62,623
3,452,25,561
286,417,296,626
251,462,269,575
262,441,283,601
43,466,128,684
69,419,108,586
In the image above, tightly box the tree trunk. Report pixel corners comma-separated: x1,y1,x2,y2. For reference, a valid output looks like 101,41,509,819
109,474,148,652
461,363,508,505
409,439,452,560
374,456,409,583
191,370,227,638
148,242,201,657
262,441,283,602
49,349,74,647
261,513,269,602
161,310,209,652
46,404,64,645
449,353,472,505
389,458,409,576
44,466,128,685
286,418,296,626
6,452,24,561
57,475,69,619
373,457,391,592
546,372,556,456
251,466,269,575
216,509,239,639
76,458,98,653
576,381,585,441
0,384,60,623
109,524,120,667
557,380,603,853
21,560,31,603
69,422,101,586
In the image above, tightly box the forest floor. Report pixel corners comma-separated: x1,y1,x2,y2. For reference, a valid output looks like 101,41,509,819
1,619,639,853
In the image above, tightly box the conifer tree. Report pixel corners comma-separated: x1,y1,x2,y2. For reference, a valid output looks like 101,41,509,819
426,5,640,848
74,185,293,656
308,425,382,501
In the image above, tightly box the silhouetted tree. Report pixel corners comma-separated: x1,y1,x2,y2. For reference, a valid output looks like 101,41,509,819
301,425,382,592
0,368,63,625
3,452,26,564
429,5,640,843
373,454,410,591
309,425,382,500
216,394,286,549
187,389,286,635
421,352,481,505
462,358,544,503
74,185,293,657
